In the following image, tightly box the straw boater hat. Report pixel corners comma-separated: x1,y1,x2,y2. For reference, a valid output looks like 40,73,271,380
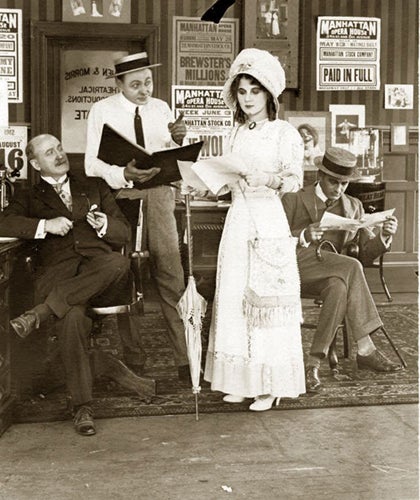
106,52,161,79
222,48,286,114
315,147,360,181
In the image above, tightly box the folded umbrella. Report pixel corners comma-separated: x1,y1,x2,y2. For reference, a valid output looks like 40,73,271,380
176,192,207,420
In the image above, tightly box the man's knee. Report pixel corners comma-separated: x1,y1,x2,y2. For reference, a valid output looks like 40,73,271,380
105,252,130,276
321,277,347,298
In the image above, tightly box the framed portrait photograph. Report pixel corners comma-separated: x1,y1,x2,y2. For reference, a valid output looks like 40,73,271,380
63,0,131,23
385,84,414,109
243,0,300,88
390,123,410,152
329,104,365,149
284,111,331,171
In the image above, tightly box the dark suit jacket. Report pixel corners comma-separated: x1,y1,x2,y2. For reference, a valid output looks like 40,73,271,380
282,184,388,265
0,173,130,271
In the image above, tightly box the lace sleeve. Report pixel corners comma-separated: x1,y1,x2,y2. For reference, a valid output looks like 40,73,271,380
276,122,304,194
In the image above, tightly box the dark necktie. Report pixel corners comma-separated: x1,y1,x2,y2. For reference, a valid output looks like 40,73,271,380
52,177,72,212
325,199,335,208
134,107,145,147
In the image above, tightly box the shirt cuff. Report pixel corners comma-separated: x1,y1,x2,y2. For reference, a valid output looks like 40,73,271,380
35,220,47,239
299,229,310,248
96,216,108,238
380,232,392,248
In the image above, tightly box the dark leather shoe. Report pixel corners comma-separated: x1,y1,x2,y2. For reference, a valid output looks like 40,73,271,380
10,311,40,339
73,405,96,436
357,350,403,372
178,364,192,384
305,366,321,393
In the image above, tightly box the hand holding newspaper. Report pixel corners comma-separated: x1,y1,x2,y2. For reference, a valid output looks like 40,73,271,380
178,153,247,196
320,208,395,231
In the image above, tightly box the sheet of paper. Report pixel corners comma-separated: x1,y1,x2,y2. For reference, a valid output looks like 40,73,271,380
191,154,246,195
319,212,361,231
177,160,209,192
360,208,395,228
320,207,396,231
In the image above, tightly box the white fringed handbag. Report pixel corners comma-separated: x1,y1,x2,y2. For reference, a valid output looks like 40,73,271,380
240,188,301,330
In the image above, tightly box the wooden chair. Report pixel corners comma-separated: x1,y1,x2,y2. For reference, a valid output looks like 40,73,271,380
346,182,393,301
88,199,155,397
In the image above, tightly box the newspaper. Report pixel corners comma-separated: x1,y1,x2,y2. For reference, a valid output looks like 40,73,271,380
320,208,395,231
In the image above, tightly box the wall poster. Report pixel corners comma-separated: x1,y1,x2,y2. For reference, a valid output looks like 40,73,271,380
171,85,234,160
61,50,125,153
317,16,381,91
0,125,28,180
0,8,23,103
172,17,239,87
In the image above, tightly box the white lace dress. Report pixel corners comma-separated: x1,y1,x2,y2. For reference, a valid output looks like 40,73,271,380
204,119,306,398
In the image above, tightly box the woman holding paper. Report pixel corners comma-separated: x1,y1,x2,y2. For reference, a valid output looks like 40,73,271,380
203,48,306,411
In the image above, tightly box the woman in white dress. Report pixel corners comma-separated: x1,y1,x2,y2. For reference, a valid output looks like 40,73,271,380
204,48,306,411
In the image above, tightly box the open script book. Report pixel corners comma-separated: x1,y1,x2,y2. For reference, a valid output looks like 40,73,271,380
178,154,246,196
98,123,204,189
320,208,395,231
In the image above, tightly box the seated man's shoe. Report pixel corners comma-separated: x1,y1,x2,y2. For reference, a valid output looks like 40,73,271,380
357,350,403,372
73,405,96,436
305,366,321,393
10,311,40,339
178,364,192,384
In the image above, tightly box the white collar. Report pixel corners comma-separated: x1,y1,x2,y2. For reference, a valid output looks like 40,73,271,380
119,92,148,114
42,174,68,185
315,182,328,202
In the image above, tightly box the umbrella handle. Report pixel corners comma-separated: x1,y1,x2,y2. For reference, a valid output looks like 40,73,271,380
185,193,194,277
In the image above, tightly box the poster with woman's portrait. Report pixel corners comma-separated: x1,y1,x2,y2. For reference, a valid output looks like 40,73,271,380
284,111,331,171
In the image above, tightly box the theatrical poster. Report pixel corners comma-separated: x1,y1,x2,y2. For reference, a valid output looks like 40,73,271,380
317,16,381,91
0,8,23,103
171,85,234,160
172,17,239,87
61,50,124,153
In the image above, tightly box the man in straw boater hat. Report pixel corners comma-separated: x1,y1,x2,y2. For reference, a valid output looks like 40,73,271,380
85,52,191,382
282,147,402,393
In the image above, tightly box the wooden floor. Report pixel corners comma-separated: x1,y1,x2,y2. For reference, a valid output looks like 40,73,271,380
0,404,417,499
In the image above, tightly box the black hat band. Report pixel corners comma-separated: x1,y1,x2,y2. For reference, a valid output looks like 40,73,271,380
114,57,151,75
323,155,356,176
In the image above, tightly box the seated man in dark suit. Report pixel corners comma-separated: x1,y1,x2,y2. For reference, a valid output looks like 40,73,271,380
0,134,151,436
282,147,402,393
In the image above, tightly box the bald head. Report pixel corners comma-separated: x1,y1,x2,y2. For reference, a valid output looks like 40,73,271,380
26,134,70,180
26,134,57,161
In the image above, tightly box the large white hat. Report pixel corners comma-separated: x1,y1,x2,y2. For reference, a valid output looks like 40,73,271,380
222,48,286,113
106,52,161,79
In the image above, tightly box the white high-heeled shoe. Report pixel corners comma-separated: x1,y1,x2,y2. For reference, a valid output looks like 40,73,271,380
249,395,280,411
223,394,245,403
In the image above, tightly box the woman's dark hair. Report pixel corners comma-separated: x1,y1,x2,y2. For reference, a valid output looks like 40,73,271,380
298,123,319,146
229,73,277,123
